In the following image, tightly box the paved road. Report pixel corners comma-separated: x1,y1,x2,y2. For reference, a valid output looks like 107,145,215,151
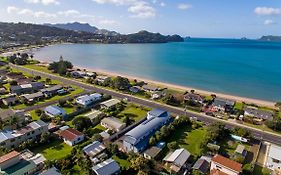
11,64,281,145
22,91,89,112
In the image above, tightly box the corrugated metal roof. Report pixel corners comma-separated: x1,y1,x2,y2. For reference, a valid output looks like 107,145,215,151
163,148,190,167
92,158,120,175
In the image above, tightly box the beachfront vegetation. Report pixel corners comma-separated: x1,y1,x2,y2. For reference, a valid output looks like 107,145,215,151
48,56,73,75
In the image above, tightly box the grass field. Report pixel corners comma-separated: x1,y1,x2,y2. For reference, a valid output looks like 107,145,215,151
112,155,131,170
29,110,40,121
165,125,207,157
119,104,150,122
31,139,72,160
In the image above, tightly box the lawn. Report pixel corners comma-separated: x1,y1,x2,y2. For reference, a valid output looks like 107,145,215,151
31,139,72,160
119,104,151,122
253,165,271,175
234,102,244,110
29,110,40,121
112,155,131,170
165,125,207,157
23,64,53,74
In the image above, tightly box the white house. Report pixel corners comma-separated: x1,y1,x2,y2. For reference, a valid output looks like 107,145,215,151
266,144,281,171
59,128,84,146
44,106,66,118
210,154,242,175
100,117,126,132
163,148,191,173
92,158,120,175
76,93,102,107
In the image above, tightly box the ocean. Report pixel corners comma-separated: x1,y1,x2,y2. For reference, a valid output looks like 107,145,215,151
33,38,281,102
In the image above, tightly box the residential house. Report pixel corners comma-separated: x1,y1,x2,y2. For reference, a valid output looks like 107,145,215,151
83,141,106,162
210,154,242,175
122,109,171,153
192,156,211,174
129,86,141,93
101,117,126,132
163,148,191,174
0,109,25,129
10,82,45,95
0,120,48,149
6,72,25,81
21,92,44,103
40,167,62,175
0,150,46,175
235,144,247,158
76,93,102,107
212,98,235,112
16,78,34,85
266,144,281,171
184,93,204,104
1,95,19,106
40,85,63,98
244,106,274,124
96,76,110,84
142,84,159,93
71,71,95,78
92,158,120,175
143,146,162,160
59,128,84,146
85,110,104,121
0,87,7,94
44,106,66,119
100,99,120,109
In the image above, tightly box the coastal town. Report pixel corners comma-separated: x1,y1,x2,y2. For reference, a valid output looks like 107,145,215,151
0,51,280,175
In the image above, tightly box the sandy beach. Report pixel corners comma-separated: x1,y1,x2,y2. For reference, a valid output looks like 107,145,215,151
74,65,277,108
1,47,277,108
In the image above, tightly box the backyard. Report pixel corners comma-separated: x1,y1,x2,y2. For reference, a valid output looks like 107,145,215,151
31,139,72,160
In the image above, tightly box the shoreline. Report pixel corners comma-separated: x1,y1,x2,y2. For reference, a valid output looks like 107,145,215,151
1,48,277,108
74,65,276,108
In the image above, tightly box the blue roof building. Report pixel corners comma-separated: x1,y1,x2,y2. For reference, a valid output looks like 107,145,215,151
123,109,171,153
44,106,66,119
92,158,120,175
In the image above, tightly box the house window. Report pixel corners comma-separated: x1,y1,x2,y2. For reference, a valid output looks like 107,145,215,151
216,165,222,169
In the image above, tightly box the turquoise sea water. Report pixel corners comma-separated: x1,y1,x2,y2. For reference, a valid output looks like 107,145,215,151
33,38,281,101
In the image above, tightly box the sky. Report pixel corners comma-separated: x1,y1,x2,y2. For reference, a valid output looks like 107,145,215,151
0,0,281,38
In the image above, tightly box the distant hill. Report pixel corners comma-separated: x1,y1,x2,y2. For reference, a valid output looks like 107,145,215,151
259,35,281,42
124,30,183,43
45,22,119,36
0,22,183,49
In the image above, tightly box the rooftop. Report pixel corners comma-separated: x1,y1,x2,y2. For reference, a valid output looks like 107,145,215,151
45,106,66,116
83,141,106,157
101,117,125,130
213,98,235,107
0,151,20,164
144,146,162,158
268,144,281,161
100,99,120,108
211,154,242,173
92,158,120,175
244,106,274,120
163,148,190,167
59,128,83,141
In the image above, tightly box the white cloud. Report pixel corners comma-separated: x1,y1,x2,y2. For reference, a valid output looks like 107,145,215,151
7,6,19,13
99,19,118,25
92,0,136,6
177,3,192,10
7,6,57,18
264,19,276,25
254,7,281,16
24,0,60,5
160,2,165,7
93,0,155,19
128,1,155,18
58,10,80,17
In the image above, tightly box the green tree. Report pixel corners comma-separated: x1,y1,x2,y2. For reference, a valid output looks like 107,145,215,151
107,143,119,155
46,78,52,84
149,136,157,146
58,99,67,107
72,116,92,131
130,155,149,172
232,127,251,138
167,141,178,151
112,76,130,90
